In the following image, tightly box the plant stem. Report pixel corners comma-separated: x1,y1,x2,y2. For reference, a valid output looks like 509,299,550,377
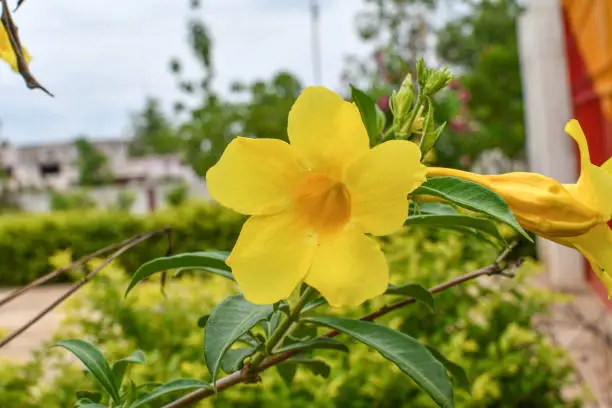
249,286,315,367
163,246,520,408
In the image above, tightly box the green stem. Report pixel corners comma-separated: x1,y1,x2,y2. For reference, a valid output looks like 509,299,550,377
250,286,315,367
403,94,424,138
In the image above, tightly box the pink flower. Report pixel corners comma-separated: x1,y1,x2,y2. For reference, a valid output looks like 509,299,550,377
450,118,466,133
377,95,390,111
449,80,460,90
459,89,470,102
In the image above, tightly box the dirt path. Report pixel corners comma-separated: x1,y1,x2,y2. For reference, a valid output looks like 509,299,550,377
0,285,70,361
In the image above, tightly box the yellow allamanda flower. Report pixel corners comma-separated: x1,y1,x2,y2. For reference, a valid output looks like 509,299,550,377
427,119,612,295
0,24,31,72
206,86,426,307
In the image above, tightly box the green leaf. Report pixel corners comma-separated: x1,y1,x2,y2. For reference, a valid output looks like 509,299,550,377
385,282,434,311
426,346,470,392
419,97,438,155
276,363,297,387
302,297,327,313
220,347,257,374
204,294,273,384
52,339,121,404
413,176,531,241
126,251,232,295
197,314,209,328
375,104,387,135
419,202,457,215
351,85,380,145
111,349,146,389
75,391,101,403
75,391,102,404
405,214,506,245
280,357,331,378
264,310,282,338
307,317,454,408
275,338,348,354
131,379,210,408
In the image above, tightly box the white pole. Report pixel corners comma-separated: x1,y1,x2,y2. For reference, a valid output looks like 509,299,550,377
310,0,322,85
518,0,584,292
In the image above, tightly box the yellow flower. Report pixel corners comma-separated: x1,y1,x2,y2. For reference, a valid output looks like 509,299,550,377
0,24,31,73
427,119,612,296
206,86,426,307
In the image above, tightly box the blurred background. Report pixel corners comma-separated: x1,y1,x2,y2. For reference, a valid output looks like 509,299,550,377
0,0,611,407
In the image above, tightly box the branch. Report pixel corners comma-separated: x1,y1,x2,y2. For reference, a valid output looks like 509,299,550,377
0,229,169,349
163,244,521,408
1,0,52,95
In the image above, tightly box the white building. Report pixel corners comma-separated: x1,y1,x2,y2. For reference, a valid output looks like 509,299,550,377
0,138,200,191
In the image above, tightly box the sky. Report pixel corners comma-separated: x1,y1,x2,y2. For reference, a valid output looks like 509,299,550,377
0,0,367,145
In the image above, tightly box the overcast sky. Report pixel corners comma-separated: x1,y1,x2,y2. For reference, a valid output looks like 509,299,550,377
0,0,367,145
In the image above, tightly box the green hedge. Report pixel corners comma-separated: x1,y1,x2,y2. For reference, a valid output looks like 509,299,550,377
0,201,244,286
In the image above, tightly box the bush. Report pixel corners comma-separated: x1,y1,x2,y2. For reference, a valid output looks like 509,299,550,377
165,183,189,207
0,201,243,285
0,229,583,407
50,190,98,211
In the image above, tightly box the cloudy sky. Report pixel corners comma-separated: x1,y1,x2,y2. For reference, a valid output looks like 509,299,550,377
0,0,368,145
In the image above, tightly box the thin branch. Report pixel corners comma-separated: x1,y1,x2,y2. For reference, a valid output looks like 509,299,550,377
163,246,520,408
1,0,52,95
0,234,150,309
0,229,169,349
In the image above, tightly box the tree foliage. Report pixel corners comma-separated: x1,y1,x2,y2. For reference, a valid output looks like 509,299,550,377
435,0,525,166
128,98,181,157
74,138,113,186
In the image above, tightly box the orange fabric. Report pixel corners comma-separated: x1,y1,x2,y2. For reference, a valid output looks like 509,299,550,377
563,0,612,122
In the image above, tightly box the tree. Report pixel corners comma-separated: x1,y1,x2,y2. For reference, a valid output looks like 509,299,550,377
435,0,525,167
128,98,181,157
74,138,113,186
168,1,303,174
342,0,436,93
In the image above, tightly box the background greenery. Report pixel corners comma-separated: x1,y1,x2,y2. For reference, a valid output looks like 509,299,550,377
0,204,583,407
0,201,242,286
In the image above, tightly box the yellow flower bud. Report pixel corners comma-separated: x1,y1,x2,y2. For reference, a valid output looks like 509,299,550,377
426,167,602,237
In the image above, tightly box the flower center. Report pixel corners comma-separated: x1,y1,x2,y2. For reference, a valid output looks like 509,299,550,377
294,173,351,234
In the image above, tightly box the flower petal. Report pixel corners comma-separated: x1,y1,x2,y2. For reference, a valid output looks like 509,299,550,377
206,137,304,215
288,86,369,178
564,120,612,219
304,227,388,307
227,212,317,305
561,224,612,298
603,157,612,174
344,140,426,236
0,25,30,72
427,167,601,238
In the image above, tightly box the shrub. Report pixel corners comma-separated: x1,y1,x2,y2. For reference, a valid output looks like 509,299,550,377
165,182,189,207
0,229,583,407
50,190,97,211
0,201,243,285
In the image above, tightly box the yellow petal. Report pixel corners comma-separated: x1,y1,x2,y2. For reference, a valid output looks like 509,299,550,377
565,120,612,218
603,157,612,174
344,140,426,235
561,224,612,298
206,137,304,215
227,212,317,305
288,86,369,179
304,227,388,307
0,25,30,72
426,167,602,238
